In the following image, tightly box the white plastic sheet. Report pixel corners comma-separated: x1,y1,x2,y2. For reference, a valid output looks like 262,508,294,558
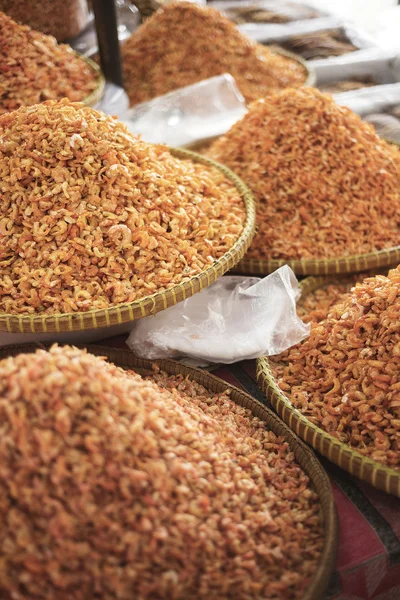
374,5,400,52
315,49,400,88
238,16,341,43
334,81,400,116
122,74,246,147
209,0,335,41
260,22,377,65
127,267,310,366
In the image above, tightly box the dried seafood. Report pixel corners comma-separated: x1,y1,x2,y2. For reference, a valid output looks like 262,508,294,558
0,345,324,599
223,1,320,24
318,78,376,94
0,11,98,114
271,266,400,470
0,100,245,315
207,88,400,261
0,0,88,41
269,29,358,60
122,2,308,106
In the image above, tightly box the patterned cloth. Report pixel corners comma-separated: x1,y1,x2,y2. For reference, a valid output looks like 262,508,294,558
98,337,400,600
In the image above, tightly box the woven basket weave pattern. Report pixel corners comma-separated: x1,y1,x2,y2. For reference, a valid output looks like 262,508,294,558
236,247,400,277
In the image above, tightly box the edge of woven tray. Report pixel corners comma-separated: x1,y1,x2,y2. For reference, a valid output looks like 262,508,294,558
0,148,256,334
297,269,400,495
79,53,106,106
234,246,400,277
0,342,338,600
297,266,400,299
261,44,316,87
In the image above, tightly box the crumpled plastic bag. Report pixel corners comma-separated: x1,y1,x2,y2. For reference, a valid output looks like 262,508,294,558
127,266,310,365
122,74,246,147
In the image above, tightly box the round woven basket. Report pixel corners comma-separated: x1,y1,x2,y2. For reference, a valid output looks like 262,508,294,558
235,247,400,277
0,149,256,334
257,273,400,497
80,53,105,107
0,343,338,600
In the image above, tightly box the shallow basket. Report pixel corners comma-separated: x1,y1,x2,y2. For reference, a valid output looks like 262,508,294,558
235,247,400,277
0,149,256,335
257,273,400,497
80,53,106,107
0,343,338,600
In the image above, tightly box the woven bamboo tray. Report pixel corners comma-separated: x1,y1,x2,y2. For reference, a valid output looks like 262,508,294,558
81,53,105,107
235,247,400,277
0,342,338,600
257,273,400,497
0,149,255,335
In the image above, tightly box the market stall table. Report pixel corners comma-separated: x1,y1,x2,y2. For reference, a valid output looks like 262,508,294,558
99,335,400,600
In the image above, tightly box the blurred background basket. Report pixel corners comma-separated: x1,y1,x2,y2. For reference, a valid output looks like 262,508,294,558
0,149,256,337
81,53,106,106
0,0,90,41
258,44,316,86
256,273,400,497
0,342,338,600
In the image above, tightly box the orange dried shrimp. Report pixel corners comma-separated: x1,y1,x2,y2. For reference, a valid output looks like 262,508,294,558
122,2,307,107
208,88,400,261
271,266,400,470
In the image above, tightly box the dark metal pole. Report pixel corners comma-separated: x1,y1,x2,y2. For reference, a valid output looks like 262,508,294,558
92,0,124,87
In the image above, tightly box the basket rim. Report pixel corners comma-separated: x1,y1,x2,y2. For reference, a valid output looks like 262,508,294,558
0,342,338,600
0,148,256,334
264,44,316,87
257,357,400,497
297,270,399,297
235,245,400,277
77,52,106,107
256,271,400,496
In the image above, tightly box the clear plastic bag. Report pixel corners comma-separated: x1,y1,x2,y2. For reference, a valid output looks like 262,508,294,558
122,74,246,147
127,266,310,365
